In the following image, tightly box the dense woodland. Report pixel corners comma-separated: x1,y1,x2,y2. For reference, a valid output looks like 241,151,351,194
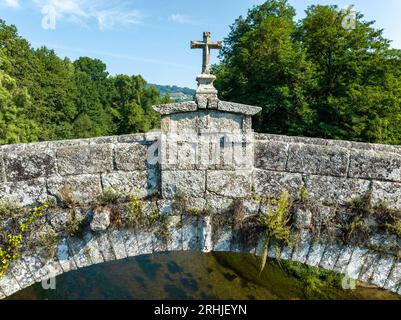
213,0,401,144
1,0,401,145
0,19,170,144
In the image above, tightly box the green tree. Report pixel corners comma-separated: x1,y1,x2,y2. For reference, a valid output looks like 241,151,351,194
110,75,162,134
0,51,39,144
298,5,401,143
214,1,401,144
213,0,314,135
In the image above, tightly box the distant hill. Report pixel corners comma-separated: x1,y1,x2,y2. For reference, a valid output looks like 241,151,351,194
149,84,195,102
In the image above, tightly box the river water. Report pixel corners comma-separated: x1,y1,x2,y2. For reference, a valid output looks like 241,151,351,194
8,252,400,300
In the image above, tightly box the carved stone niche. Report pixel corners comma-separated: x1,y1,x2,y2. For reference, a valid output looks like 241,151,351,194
153,100,262,172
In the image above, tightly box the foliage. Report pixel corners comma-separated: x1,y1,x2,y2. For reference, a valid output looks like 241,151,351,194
66,210,85,238
214,0,401,144
0,202,48,277
0,19,168,144
260,190,293,273
127,194,145,227
280,259,343,299
98,188,123,205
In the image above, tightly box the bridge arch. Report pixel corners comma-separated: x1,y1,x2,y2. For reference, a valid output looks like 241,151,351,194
1,202,400,298
1,88,401,298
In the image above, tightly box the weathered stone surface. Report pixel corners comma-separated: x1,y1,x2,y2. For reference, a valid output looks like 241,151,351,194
96,232,116,262
47,138,89,148
320,243,342,271
385,261,401,293
202,111,244,133
358,252,381,283
152,230,169,253
123,229,140,257
68,237,92,268
349,149,401,182
167,216,183,251
90,207,111,232
293,208,312,229
82,232,104,265
56,238,77,273
170,112,199,133
345,247,369,280
205,194,233,214
162,170,205,198
292,230,312,264
22,254,49,282
306,240,326,267
287,144,350,177
117,133,147,143
10,259,35,290
370,255,394,288
0,273,21,296
182,216,201,251
305,176,370,205
46,209,70,232
255,140,288,171
266,135,333,148
135,229,153,255
48,174,102,204
279,242,293,260
351,141,401,153
41,258,64,281
242,200,260,216
153,101,198,115
157,199,173,216
253,169,303,199
114,143,148,171
213,227,232,252
56,144,113,176
0,178,47,206
371,181,401,210
207,170,252,198
102,171,149,197
4,147,56,182
200,216,213,253
218,101,262,116
333,245,354,274
108,229,128,260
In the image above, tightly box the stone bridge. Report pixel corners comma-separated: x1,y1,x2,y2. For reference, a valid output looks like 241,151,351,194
1,33,401,298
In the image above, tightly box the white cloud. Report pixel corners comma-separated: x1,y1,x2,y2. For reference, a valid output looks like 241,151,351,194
169,14,198,25
3,0,20,8
33,0,142,30
93,9,141,31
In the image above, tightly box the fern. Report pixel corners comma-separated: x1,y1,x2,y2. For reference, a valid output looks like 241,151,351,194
259,190,293,274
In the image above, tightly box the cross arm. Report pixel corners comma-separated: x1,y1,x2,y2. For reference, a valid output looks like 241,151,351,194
191,41,204,49
209,41,223,49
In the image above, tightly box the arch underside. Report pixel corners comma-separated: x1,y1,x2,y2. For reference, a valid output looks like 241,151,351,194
1,219,400,299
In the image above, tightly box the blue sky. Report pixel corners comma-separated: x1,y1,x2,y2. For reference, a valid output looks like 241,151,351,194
1,0,400,88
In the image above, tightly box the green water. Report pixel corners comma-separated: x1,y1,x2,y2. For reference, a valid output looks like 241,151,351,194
8,252,401,300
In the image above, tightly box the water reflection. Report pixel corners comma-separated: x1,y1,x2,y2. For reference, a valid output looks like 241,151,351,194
8,252,401,300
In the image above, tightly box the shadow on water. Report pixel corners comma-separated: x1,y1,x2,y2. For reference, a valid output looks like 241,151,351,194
7,251,401,300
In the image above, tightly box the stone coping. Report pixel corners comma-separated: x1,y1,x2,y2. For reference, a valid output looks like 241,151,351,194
153,100,262,116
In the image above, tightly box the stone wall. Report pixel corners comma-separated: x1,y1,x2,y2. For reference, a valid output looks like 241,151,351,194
2,131,401,298
3,131,401,210
254,133,401,209
0,133,159,207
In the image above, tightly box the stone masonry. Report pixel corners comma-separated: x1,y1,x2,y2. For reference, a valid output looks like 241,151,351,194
1,32,401,298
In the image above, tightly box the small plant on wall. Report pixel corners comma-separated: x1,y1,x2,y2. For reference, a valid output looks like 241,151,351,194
0,201,49,278
259,190,293,274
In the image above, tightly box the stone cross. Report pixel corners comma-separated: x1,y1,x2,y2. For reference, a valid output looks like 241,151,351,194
191,32,222,75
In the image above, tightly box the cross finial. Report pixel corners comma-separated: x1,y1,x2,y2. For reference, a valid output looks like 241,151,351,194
191,32,222,75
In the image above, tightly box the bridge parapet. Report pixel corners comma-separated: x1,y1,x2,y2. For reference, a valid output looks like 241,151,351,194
2,32,401,298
